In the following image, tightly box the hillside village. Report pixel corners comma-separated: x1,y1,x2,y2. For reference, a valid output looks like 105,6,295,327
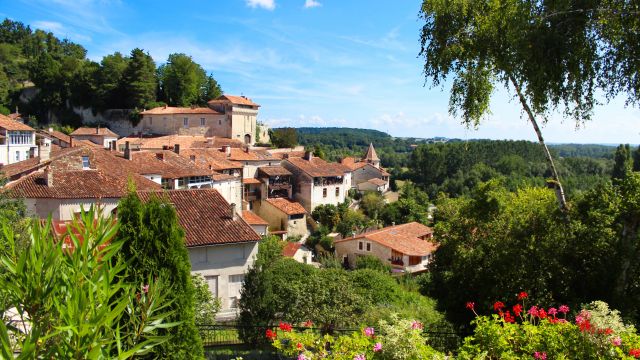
0,96,436,319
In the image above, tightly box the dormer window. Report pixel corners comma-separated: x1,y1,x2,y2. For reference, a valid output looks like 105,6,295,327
82,156,90,169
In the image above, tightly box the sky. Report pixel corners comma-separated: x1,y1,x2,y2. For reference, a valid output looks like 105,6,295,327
2,0,640,144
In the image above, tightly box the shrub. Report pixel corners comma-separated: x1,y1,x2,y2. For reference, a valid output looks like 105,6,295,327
192,274,221,324
354,255,391,273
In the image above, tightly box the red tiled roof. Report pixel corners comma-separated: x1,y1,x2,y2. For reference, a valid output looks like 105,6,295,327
180,148,243,171
258,166,292,177
117,135,244,151
0,147,81,180
242,210,268,225
137,189,261,246
208,94,259,107
285,157,351,178
364,143,380,161
124,150,213,179
340,157,367,171
367,178,387,186
227,148,274,161
335,222,436,257
268,150,306,160
0,114,35,131
43,129,72,144
265,198,306,215
282,242,301,257
70,127,119,137
139,106,221,115
242,177,262,185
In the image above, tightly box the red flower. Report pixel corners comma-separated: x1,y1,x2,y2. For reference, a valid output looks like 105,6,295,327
504,311,515,323
579,319,592,332
266,329,277,341
517,291,528,300
297,342,303,350
513,304,523,316
279,322,293,332
538,308,548,319
466,302,475,310
302,320,313,327
605,328,614,335
493,301,505,312
630,349,640,358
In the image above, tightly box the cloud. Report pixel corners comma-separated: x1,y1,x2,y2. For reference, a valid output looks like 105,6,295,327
246,0,275,10
31,20,92,42
32,20,64,32
304,0,321,8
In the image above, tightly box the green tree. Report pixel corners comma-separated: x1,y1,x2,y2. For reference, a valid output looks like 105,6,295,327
116,191,203,359
270,127,298,148
0,176,30,255
200,74,222,104
633,145,640,172
612,144,632,180
95,52,129,110
419,0,640,210
355,255,391,273
121,48,156,109
360,191,386,220
191,274,221,324
311,204,340,230
158,53,207,106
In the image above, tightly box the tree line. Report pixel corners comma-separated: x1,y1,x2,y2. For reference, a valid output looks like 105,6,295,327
0,18,222,126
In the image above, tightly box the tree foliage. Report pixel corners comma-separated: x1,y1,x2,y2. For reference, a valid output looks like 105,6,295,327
270,127,298,148
116,191,203,359
158,53,209,106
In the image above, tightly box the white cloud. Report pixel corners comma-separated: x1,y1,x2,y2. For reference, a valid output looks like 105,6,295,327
246,0,275,10
31,20,92,42
32,20,65,32
304,0,321,8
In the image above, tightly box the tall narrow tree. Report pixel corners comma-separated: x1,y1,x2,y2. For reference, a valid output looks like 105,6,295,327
121,48,156,109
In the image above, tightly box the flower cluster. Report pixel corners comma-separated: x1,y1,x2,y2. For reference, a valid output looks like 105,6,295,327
630,348,640,358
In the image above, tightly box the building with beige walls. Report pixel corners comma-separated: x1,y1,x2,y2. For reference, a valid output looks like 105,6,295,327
0,114,38,165
70,127,119,148
257,197,308,239
341,143,389,192
139,94,261,145
334,222,437,273
282,152,352,212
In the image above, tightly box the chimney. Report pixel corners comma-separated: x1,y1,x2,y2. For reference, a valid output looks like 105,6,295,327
244,146,249,153
96,126,99,134
44,166,53,187
207,137,214,147
124,141,131,160
39,138,51,163
174,144,180,154
304,151,313,161
164,104,167,109
229,203,238,220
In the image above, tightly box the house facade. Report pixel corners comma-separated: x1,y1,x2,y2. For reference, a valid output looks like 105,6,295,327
282,152,352,212
334,222,437,273
257,197,308,238
341,143,389,193
0,114,38,165
70,127,119,148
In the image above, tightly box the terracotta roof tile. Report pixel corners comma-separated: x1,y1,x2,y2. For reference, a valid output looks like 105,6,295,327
367,178,387,186
258,166,292,177
364,143,380,161
282,242,301,257
43,129,71,144
124,150,213,179
285,157,351,177
242,210,268,225
242,177,262,185
70,127,119,137
265,198,306,215
137,189,260,246
268,150,306,160
0,114,35,131
116,135,244,152
0,147,80,180
335,222,436,257
208,94,259,107
140,106,221,115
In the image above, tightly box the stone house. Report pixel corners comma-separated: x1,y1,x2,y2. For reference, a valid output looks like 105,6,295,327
340,143,389,193
334,222,437,273
70,127,119,148
257,197,308,239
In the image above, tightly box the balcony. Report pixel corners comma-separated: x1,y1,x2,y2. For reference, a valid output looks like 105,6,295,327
244,190,260,201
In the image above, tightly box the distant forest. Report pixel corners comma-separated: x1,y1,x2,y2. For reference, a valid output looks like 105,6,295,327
291,127,618,198
0,18,222,126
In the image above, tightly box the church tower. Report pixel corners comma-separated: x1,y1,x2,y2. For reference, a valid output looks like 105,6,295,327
363,143,380,168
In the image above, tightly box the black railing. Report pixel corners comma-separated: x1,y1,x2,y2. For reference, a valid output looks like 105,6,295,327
197,324,467,354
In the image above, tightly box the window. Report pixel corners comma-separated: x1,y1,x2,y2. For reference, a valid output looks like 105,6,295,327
229,297,239,308
200,117,205,126
218,119,222,125
323,188,327,198
82,156,90,169
14,151,19,162
335,187,340,197
366,242,371,252
183,117,189,127
229,274,245,283
149,116,152,125
204,275,218,298
9,131,32,145
358,241,363,251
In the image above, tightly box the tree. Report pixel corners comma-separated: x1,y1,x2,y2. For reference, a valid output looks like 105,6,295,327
192,274,221,324
116,191,203,359
612,144,632,180
121,48,156,109
95,52,129,109
355,255,391,273
270,127,298,148
158,53,207,106
0,176,30,254
360,191,386,220
633,146,640,172
311,204,340,230
200,74,222,104
419,0,640,210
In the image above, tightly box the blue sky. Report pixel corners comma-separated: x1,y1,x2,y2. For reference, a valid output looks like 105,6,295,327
3,0,640,143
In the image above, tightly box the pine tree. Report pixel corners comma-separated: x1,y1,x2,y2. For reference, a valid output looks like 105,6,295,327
122,48,157,109
633,145,640,172
116,190,203,359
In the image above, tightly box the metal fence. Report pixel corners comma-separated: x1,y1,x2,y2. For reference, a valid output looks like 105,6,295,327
198,324,468,354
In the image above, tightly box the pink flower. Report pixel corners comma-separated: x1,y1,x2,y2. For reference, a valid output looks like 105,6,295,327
534,351,547,360
528,306,539,317
364,327,375,337
297,354,308,360
373,342,382,352
575,315,584,324
547,307,557,317
411,320,423,330
612,336,622,347
142,284,149,293
558,305,569,314
354,354,366,360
